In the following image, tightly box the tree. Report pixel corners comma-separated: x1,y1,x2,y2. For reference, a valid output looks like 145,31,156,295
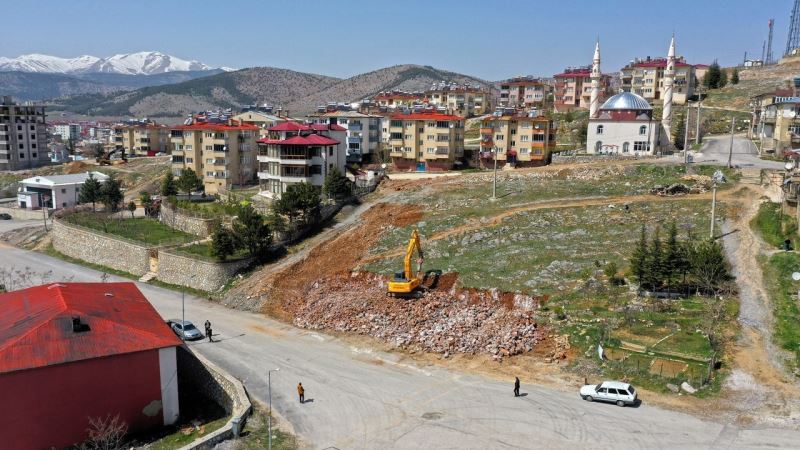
274,182,321,224
264,209,287,236
91,143,106,161
139,191,151,206
79,173,102,212
177,168,201,201
82,414,128,450
731,68,740,85
233,204,272,257
161,171,178,197
126,201,136,218
672,110,687,150
718,68,728,88
323,167,351,199
630,224,649,288
210,225,237,261
702,62,723,89
688,239,730,294
663,222,688,288
100,174,123,212
645,226,665,290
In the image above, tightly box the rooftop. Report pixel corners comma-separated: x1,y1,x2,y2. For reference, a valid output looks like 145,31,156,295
259,134,340,146
389,112,464,121
600,92,652,111
21,171,109,186
172,121,258,131
0,283,181,374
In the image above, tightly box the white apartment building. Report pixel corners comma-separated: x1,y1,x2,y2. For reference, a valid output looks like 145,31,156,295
17,171,109,210
52,123,81,141
307,110,382,163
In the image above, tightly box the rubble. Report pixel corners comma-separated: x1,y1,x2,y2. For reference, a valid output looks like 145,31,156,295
650,183,691,196
292,273,547,358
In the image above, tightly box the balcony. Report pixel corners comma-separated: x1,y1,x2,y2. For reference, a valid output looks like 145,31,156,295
348,123,363,131
347,136,362,144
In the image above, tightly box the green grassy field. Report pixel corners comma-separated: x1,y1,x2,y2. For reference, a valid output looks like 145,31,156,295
751,202,798,248
64,212,198,245
762,252,800,371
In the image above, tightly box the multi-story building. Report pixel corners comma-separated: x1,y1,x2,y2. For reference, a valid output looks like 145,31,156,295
169,120,259,194
424,82,490,117
372,91,426,109
479,111,557,167
233,106,301,139
387,111,465,171
52,123,81,141
620,56,699,105
0,96,48,171
554,67,613,112
113,120,169,157
308,108,382,163
256,122,347,198
499,77,551,111
757,96,800,154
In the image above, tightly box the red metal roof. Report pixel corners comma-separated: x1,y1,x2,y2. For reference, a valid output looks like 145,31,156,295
268,122,311,132
389,112,464,121
554,70,591,78
258,134,340,146
0,283,181,374
312,123,346,131
627,59,694,69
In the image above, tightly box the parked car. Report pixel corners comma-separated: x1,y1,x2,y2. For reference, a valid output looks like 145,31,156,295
580,381,637,406
167,319,204,340
0,213,11,220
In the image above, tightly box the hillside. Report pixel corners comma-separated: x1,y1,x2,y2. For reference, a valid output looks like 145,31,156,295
53,64,495,117
1,70,225,101
703,61,800,110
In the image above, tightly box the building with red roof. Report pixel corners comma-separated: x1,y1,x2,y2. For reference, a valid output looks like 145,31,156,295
113,119,169,156
620,55,704,105
0,282,181,449
479,113,557,167
499,77,552,111
386,111,465,171
307,110,383,164
169,119,260,194
553,67,613,112
256,122,347,198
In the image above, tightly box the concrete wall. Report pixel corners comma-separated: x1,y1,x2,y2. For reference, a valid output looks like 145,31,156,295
160,202,219,238
157,249,253,292
551,154,658,165
0,200,52,220
52,219,152,276
176,347,251,450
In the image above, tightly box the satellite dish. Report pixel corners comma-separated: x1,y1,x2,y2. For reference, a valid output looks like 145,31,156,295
381,163,387,169
793,272,800,281
786,161,796,171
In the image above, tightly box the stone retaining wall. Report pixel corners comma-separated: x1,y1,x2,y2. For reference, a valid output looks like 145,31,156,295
176,347,252,450
0,202,53,220
551,154,659,165
157,249,253,292
51,219,152,276
160,202,219,238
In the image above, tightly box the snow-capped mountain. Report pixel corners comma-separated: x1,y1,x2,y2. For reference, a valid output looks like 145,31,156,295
0,51,229,75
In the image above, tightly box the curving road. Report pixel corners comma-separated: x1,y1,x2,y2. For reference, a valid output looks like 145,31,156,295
670,135,784,170
2,239,800,449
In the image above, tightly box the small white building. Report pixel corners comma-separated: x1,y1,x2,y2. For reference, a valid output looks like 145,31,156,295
586,92,670,155
17,172,108,210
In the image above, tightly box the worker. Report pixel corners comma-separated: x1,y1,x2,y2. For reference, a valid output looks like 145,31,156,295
514,377,520,397
205,320,213,342
298,382,305,404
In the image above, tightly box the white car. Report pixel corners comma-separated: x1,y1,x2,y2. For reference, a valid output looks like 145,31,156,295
580,381,637,406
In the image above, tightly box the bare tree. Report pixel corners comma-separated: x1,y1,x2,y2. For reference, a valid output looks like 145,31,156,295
80,414,128,450
0,266,70,292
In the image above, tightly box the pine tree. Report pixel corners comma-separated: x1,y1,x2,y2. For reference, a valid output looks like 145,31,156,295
322,167,351,199
79,173,102,212
646,226,665,290
703,62,723,89
630,224,649,288
719,68,728,88
161,172,178,197
233,204,272,257
126,201,136,218
664,222,686,289
688,240,730,294
100,173,124,212
211,225,237,261
731,68,739,85
177,168,201,201
672,111,687,150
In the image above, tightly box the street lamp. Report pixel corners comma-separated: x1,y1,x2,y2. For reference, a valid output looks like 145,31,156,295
181,275,196,341
491,145,498,200
268,368,280,450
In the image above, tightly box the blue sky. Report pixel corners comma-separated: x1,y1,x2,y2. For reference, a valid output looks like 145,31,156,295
1,0,794,80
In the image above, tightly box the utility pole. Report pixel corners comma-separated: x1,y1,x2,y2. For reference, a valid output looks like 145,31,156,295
268,368,279,450
727,117,736,168
710,182,718,238
492,146,498,200
695,95,702,145
683,107,690,153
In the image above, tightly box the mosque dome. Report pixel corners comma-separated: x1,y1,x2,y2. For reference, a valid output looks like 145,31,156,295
600,92,652,110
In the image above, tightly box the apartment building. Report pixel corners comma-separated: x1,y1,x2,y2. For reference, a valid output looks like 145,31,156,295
256,122,347,198
51,123,81,141
553,67,613,112
479,111,557,167
307,109,382,163
0,96,49,171
169,120,259,194
620,56,698,105
387,112,465,171
113,120,169,156
424,82,490,117
757,96,800,154
233,108,301,139
499,77,550,111
372,91,426,109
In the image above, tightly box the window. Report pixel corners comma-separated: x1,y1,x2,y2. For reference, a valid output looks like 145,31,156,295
533,134,545,142
61,188,66,194
510,140,515,146
633,141,649,152
328,148,333,156
19,143,24,149
427,135,434,141
495,134,504,141
19,153,24,158
623,142,630,153
310,165,322,175
639,125,647,135
404,134,411,140
62,202,67,208
18,134,23,140
427,148,435,154
596,125,604,135
31,143,36,149
17,125,22,131
390,132,402,140
608,389,618,395
30,125,35,131
618,390,629,396
595,141,602,152
32,153,37,158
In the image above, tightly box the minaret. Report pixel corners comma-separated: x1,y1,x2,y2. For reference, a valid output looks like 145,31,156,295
589,40,601,118
662,35,676,133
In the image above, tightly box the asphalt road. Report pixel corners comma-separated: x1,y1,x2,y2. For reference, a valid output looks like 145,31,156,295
3,243,800,449
670,135,784,170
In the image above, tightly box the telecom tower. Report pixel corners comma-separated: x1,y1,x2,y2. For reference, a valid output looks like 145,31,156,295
786,0,800,56
766,19,775,64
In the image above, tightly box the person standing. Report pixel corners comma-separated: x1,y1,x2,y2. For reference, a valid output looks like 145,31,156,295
205,320,213,343
298,382,305,404
514,377,520,397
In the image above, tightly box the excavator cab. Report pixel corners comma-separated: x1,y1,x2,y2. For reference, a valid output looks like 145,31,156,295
387,229,424,297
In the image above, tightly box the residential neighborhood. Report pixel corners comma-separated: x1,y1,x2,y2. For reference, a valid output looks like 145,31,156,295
5,1,800,449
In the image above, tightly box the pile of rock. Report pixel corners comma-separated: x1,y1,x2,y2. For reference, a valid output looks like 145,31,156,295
293,273,546,359
650,184,691,196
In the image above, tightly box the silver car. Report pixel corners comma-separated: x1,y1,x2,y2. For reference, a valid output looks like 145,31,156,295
167,320,204,340
580,381,638,406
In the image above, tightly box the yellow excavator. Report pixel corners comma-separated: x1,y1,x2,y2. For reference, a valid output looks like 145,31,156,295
387,229,424,297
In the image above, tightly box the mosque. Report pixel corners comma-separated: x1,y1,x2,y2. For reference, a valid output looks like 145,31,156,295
586,37,677,155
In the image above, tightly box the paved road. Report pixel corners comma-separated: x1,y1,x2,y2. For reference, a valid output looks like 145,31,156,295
669,135,784,170
3,245,800,449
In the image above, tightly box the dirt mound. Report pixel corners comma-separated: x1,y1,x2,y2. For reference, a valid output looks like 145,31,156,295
64,161,90,174
294,273,545,359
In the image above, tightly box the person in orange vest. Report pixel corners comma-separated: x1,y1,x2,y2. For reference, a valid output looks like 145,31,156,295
298,382,305,404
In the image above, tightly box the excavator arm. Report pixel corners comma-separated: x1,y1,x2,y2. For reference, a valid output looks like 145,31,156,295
403,229,424,280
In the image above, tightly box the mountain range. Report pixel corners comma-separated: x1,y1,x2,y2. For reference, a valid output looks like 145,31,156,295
50,64,496,117
0,51,228,75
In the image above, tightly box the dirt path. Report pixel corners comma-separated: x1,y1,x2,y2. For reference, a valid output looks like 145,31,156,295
720,185,800,426
363,191,721,264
